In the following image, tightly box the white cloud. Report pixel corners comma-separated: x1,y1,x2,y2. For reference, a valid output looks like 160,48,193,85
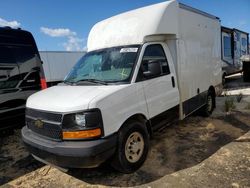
63,36,85,51
41,26,85,51
40,27,76,37
0,17,21,28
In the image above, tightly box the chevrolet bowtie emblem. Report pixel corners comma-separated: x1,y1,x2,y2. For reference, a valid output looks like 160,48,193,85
34,119,44,128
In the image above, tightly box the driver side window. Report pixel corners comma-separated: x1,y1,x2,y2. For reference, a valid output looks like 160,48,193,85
136,44,170,82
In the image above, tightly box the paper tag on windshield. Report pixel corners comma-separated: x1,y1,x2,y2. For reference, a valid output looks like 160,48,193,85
120,48,138,53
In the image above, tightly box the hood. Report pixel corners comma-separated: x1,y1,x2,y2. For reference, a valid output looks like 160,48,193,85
26,85,125,113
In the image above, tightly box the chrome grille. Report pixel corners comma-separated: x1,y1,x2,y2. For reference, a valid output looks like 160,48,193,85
26,108,63,123
26,108,62,140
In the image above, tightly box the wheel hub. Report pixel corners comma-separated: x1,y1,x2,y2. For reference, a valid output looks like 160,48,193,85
125,132,144,163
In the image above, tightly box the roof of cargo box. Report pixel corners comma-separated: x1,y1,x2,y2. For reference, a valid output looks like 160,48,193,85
87,0,220,52
87,0,179,52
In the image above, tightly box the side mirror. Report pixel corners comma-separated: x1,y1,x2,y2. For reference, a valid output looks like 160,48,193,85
143,60,161,78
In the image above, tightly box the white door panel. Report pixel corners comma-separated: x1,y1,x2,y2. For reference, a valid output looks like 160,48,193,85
143,74,179,118
138,43,179,119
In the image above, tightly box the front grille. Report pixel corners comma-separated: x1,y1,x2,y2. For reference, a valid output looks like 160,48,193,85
26,108,63,123
26,108,63,140
27,118,62,140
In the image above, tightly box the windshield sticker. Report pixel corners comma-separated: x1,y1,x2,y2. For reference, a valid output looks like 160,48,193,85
120,48,138,53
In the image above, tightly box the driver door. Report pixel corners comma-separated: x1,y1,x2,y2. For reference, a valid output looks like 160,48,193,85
136,43,179,128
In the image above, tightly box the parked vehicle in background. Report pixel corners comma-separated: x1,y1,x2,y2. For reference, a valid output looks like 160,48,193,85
221,26,249,84
241,55,250,82
0,27,46,130
22,0,222,173
39,51,85,86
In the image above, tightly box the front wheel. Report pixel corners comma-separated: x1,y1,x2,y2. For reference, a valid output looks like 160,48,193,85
111,120,149,173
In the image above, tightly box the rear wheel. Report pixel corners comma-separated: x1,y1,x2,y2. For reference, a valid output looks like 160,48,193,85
202,91,215,117
111,120,149,173
243,70,250,82
222,73,226,86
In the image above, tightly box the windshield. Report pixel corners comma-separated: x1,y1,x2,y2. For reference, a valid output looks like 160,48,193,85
64,45,140,84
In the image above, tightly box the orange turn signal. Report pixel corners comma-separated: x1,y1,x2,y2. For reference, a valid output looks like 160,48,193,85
62,128,101,139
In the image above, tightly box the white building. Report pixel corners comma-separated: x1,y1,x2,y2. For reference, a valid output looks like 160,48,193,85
39,51,85,85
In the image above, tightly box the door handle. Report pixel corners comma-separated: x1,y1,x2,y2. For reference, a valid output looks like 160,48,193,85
171,76,175,88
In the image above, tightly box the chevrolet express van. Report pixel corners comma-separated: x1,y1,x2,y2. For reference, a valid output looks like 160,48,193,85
22,1,222,173
0,27,46,130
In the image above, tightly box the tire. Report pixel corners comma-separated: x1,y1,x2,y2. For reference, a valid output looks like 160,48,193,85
222,73,226,86
243,63,250,82
111,120,149,173
243,70,250,82
202,91,215,117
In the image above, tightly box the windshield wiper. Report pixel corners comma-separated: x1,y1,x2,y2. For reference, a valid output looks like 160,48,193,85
75,79,108,85
63,80,74,85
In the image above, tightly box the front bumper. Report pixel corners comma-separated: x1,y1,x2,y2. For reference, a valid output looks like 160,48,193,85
22,126,117,168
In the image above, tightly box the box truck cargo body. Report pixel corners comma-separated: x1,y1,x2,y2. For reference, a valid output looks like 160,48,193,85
221,26,249,79
22,0,222,173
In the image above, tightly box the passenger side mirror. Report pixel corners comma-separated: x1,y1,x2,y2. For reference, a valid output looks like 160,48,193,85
143,60,161,78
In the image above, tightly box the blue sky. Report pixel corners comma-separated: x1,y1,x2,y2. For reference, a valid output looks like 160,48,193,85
0,0,249,51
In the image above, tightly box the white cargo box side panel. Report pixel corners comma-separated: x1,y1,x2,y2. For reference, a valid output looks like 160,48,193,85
177,5,222,102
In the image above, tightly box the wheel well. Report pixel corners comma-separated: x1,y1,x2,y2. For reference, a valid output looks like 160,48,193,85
208,86,216,108
120,114,152,137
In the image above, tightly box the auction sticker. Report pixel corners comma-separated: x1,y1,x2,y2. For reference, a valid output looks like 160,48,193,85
120,48,138,53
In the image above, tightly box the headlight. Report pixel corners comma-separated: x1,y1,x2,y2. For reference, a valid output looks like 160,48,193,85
62,109,103,140
75,114,86,126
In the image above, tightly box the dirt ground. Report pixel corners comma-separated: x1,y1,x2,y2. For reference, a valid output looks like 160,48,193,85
0,74,250,187
0,130,44,185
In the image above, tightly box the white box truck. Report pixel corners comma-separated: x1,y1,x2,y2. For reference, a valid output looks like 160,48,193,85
22,0,222,173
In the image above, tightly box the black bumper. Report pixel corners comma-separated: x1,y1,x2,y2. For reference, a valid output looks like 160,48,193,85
22,126,117,168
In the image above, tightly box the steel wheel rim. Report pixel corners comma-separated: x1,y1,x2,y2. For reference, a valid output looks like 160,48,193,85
125,132,144,163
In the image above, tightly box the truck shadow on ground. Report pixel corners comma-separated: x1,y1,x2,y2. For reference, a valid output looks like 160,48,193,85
68,111,250,187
